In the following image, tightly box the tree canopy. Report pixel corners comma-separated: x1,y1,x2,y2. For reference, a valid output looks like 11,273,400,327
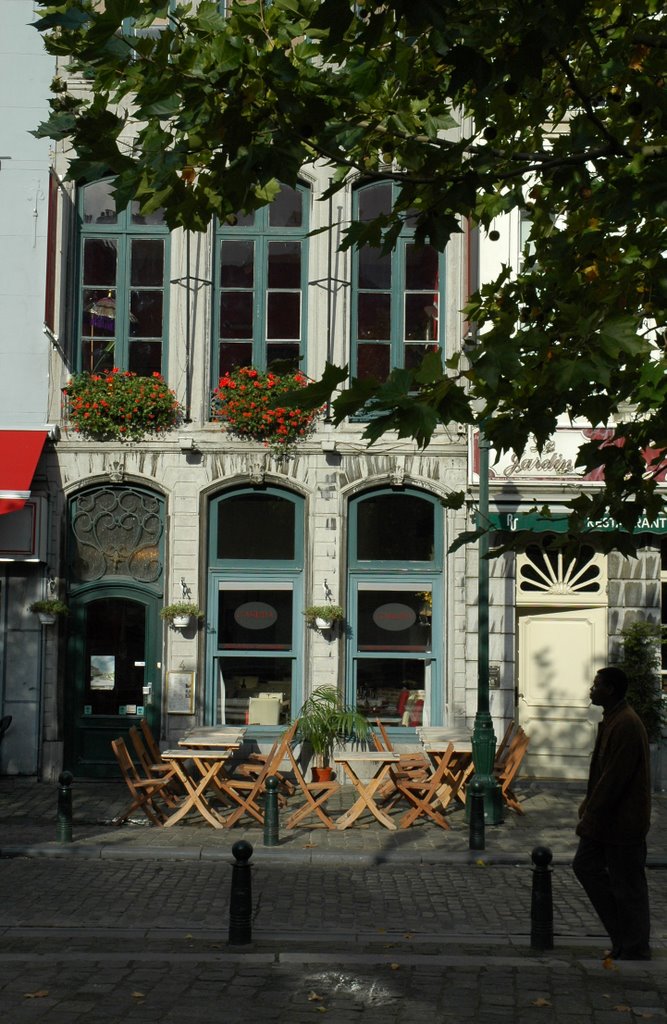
35,0,667,552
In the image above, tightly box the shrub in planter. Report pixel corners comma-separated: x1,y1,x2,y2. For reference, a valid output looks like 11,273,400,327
29,599,69,617
159,602,204,626
211,366,321,453
64,369,182,441
304,604,345,628
618,620,667,742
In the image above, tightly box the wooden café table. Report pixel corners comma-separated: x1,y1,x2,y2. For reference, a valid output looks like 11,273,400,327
160,747,235,828
334,752,400,830
423,740,474,810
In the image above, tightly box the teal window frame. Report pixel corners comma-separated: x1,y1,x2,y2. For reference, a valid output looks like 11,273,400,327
346,487,444,728
351,181,445,381
211,182,310,386
76,180,170,375
206,487,305,729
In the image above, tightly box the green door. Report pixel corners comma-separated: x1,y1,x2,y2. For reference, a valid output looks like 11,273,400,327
66,588,161,778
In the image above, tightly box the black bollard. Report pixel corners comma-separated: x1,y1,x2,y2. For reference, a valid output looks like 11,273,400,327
57,770,74,844
468,780,485,850
228,840,253,946
530,845,554,950
263,775,279,847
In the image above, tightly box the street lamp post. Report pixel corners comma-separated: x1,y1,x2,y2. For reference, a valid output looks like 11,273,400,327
467,426,504,824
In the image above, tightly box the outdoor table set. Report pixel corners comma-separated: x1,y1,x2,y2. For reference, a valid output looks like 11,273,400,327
112,719,524,831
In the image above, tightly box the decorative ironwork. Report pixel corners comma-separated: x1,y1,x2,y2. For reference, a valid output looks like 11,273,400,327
70,486,164,583
518,540,603,596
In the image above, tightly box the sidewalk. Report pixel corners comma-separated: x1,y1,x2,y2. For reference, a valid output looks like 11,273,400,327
1,774,666,865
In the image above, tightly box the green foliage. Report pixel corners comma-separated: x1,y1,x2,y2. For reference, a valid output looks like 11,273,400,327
159,602,204,621
617,620,667,742
34,0,667,547
29,599,69,616
304,604,345,626
297,685,370,766
64,370,182,441
211,366,321,454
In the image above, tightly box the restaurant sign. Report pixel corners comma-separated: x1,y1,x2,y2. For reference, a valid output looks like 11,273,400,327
489,511,667,534
234,602,278,630
373,603,417,631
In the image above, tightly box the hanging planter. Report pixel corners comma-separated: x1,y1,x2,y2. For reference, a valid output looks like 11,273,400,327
29,599,69,626
211,366,322,454
63,369,183,442
159,602,204,630
304,605,345,630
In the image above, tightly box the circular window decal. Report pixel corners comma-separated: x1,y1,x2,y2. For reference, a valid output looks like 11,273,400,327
234,602,278,630
372,603,417,631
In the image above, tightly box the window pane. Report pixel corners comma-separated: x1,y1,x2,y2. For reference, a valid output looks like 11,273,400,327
267,292,300,339
405,294,439,341
357,293,390,340
220,240,254,287
220,292,254,339
131,202,165,226
82,181,117,224
269,186,303,228
131,239,164,286
129,341,162,376
82,288,117,336
267,343,300,371
218,588,293,650
405,244,438,289
357,590,431,651
83,599,146,716
130,290,163,337
359,247,391,289
82,337,115,373
268,241,301,288
83,238,117,286
357,493,434,561
357,658,426,726
217,494,295,560
219,342,253,374
219,656,292,723
358,183,392,222
357,343,390,380
405,343,438,370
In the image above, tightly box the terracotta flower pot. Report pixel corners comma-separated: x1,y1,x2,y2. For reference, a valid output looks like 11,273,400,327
311,765,334,783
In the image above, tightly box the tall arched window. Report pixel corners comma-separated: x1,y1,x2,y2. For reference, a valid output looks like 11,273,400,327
77,180,170,374
207,487,304,727
347,488,444,728
212,183,310,382
352,182,445,381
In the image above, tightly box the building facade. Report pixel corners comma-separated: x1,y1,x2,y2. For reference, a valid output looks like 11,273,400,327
2,4,664,783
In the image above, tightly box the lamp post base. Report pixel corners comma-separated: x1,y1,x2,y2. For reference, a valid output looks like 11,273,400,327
465,713,504,825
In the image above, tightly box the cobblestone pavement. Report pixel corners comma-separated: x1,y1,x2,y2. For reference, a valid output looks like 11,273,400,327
1,777,666,1022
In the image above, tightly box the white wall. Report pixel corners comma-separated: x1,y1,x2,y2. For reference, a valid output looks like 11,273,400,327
0,1,54,427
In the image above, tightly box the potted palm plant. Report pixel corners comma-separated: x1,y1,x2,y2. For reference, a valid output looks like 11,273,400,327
304,604,345,630
159,602,204,629
297,685,370,781
29,599,69,626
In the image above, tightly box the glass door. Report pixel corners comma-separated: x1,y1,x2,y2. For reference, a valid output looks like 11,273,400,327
67,590,161,777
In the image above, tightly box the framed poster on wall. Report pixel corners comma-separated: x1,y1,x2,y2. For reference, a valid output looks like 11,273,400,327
166,671,195,714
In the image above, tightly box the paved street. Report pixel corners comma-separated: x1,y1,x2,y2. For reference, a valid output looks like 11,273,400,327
1,777,666,1022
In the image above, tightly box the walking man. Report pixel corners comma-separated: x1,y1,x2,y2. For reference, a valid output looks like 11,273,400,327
573,666,651,960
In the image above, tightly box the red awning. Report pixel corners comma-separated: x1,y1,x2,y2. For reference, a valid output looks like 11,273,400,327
0,431,48,515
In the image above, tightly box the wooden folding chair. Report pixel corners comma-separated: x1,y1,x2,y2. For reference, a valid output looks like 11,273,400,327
128,725,181,805
372,719,430,806
139,718,164,765
494,727,530,814
219,719,299,828
494,720,517,771
111,736,176,826
284,744,340,829
393,742,456,830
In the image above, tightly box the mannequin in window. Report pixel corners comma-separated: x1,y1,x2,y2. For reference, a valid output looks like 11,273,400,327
397,681,425,726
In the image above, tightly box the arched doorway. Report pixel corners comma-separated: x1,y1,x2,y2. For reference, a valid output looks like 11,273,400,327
65,485,165,777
